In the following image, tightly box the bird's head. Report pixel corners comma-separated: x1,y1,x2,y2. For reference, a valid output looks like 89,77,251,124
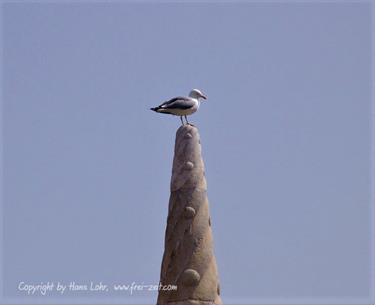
189,89,207,101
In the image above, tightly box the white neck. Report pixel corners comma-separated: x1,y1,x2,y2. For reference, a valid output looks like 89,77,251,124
194,98,201,108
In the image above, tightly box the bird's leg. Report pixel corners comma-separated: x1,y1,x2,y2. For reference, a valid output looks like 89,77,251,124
185,115,195,126
180,116,184,125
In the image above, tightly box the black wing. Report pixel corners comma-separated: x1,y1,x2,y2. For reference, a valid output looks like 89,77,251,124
158,97,194,110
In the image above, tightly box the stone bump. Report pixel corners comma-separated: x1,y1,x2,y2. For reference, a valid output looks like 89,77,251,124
185,161,194,170
184,206,196,219
157,125,222,305
181,269,201,286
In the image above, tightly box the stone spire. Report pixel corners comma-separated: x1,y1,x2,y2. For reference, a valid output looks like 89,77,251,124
157,125,222,305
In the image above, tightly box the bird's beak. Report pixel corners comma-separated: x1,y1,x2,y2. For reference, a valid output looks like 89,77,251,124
201,94,207,100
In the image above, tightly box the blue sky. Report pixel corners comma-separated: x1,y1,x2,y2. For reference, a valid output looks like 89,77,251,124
1,2,372,304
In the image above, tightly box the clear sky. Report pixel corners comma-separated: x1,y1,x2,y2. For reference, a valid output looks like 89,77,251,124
1,2,372,304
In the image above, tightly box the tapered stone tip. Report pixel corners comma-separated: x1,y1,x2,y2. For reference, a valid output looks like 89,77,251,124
157,125,222,305
171,125,207,192
175,124,197,138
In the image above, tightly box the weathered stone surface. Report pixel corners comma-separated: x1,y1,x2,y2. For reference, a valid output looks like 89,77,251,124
185,132,193,139
166,301,215,305
167,301,216,305
157,125,222,305
170,126,207,192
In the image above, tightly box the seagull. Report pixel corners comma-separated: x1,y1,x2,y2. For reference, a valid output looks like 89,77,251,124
150,89,207,125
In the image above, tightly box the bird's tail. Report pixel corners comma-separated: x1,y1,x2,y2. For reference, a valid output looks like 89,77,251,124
150,107,160,112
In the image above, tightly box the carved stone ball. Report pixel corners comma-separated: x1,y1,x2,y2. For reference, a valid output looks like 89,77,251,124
180,269,201,287
185,161,194,170
184,206,196,219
